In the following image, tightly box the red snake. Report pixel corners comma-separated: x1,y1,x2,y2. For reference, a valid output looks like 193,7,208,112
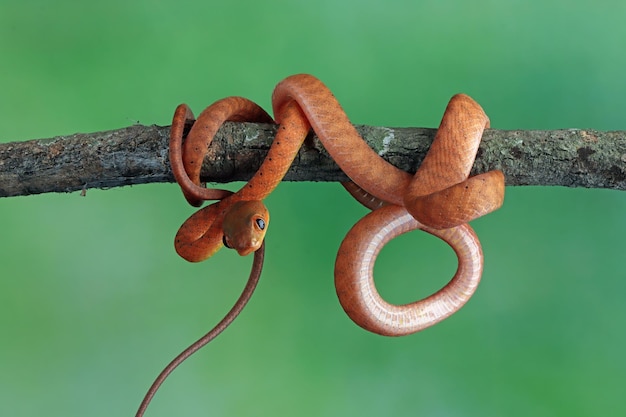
135,74,504,416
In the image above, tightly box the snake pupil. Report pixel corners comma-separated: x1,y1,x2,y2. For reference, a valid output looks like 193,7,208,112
255,218,265,230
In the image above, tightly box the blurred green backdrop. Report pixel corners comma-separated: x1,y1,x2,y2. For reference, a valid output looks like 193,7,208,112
1,1,625,416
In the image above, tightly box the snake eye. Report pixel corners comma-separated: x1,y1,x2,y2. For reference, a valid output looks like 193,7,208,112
222,235,232,249
255,218,266,230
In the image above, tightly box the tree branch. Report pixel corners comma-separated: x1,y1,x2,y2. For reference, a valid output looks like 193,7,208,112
1,122,625,197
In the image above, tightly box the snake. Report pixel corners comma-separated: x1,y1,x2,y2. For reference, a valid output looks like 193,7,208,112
135,74,504,415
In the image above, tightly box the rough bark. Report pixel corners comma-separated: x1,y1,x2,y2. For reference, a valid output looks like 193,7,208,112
0,122,624,197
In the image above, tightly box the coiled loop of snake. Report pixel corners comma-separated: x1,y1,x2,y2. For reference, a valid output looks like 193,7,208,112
272,75,504,336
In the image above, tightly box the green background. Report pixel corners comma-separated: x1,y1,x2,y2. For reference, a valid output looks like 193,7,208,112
1,1,625,416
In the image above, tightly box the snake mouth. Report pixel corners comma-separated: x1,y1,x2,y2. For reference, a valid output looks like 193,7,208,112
224,235,261,256
238,237,262,256
236,246,256,256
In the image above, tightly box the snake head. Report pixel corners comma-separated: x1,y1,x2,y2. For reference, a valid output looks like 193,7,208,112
222,200,269,256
